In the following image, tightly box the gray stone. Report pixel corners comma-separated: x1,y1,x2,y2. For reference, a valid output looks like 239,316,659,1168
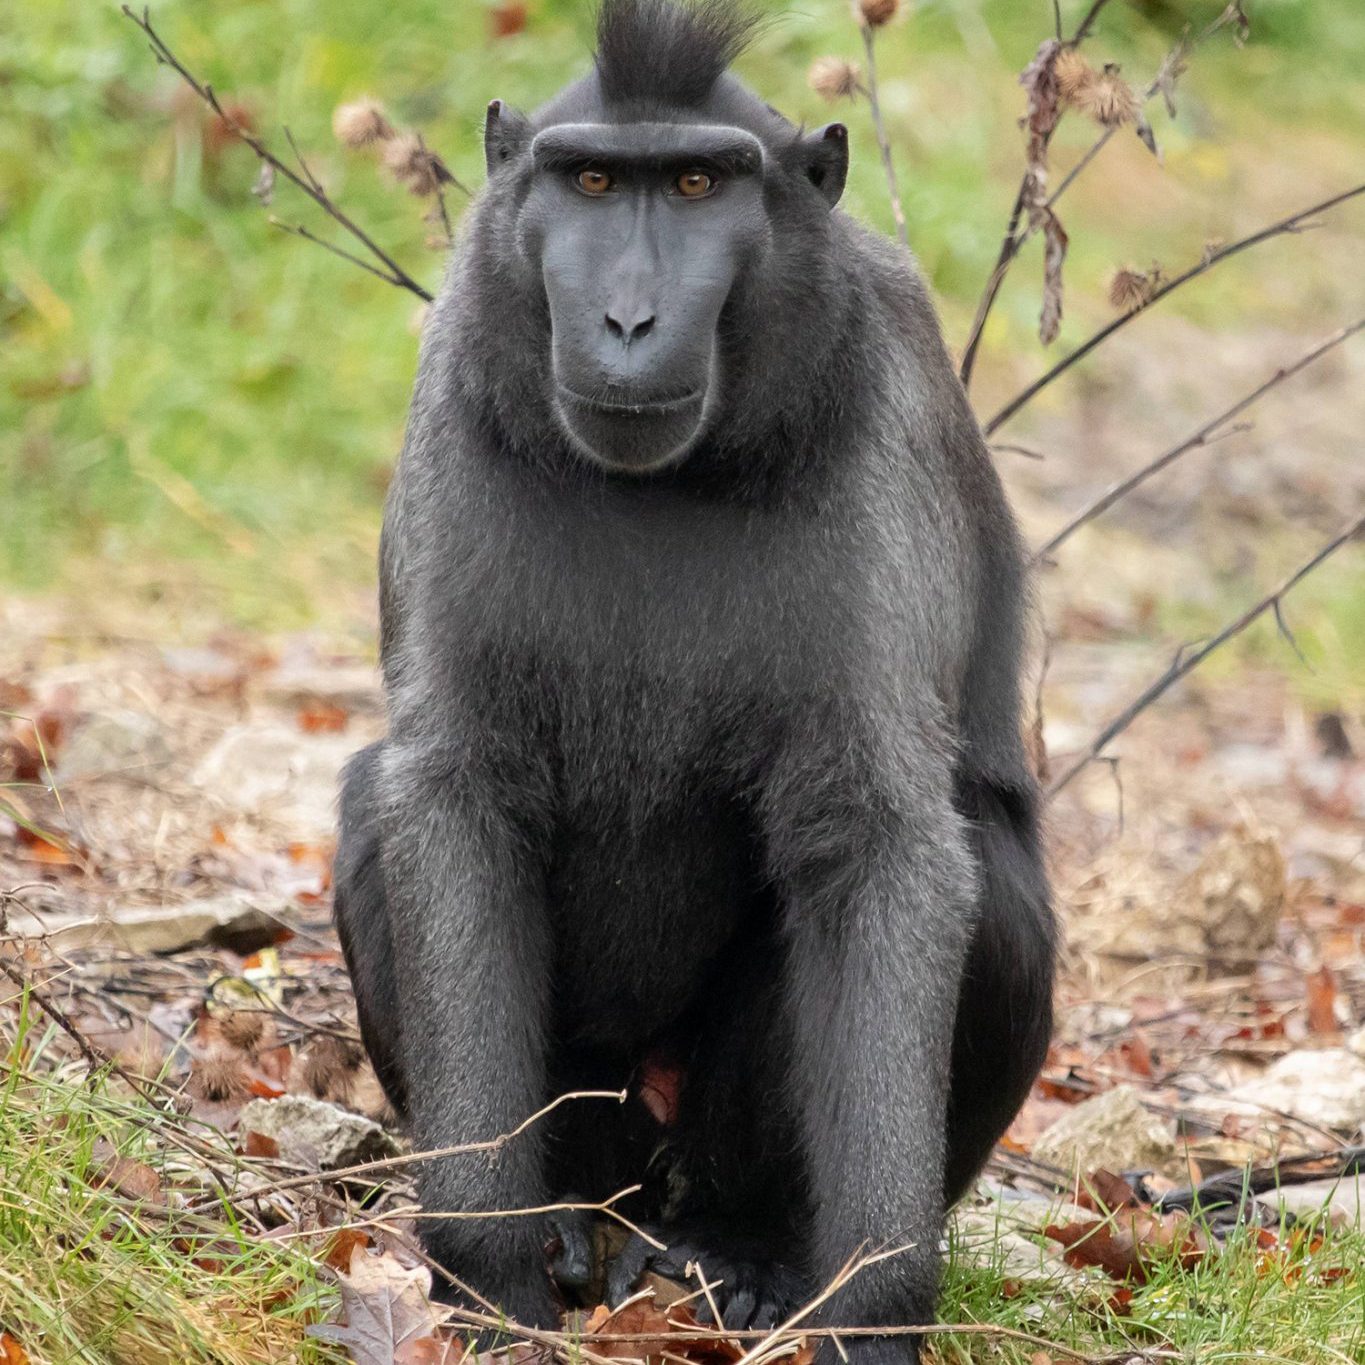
1032,1084,1177,1177
238,1094,399,1171
951,1186,1095,1293
55,710,172,783
53,893,291,955
192,723,355,836
1225,1049,1365,1134
1256,1175,1364,1228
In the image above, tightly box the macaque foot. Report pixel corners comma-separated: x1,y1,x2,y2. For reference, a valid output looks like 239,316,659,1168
607,1226,809,1330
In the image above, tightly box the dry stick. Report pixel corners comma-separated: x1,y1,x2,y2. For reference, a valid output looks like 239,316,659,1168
1033,316,1365,562
960,3,1259,390
120,5,434,303
985,180,1365,435
0,957,169,1104
1047,513,1365,797
186,1086,627,1210
401,1187,665,1251
859,23,908,251
957,0,1121,387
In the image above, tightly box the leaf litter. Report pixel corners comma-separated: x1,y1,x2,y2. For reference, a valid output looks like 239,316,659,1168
1,559,1363,1362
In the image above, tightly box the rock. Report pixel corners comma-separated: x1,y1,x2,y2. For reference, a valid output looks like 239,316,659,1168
952,1185,1094,1292
238,1095,399,1171
1072,825,1285,968
256,663,381,715
1032,1084,1177,1177
1177,826,1286,962
192,724,355,836
52,893,292,955
1225,1049,1365,1134
1256,1175,1364,1229
54,710,172,783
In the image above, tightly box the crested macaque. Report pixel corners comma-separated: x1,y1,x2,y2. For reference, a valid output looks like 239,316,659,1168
334,1,1055,1357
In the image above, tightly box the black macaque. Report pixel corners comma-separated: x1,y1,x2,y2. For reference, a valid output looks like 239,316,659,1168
333,0,1054,1357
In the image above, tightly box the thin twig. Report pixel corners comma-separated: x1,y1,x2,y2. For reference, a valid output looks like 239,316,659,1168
121,5,434,302
186,1087,627,1209
419,132,458,246
279,1185,667,1251
0,957,168,1103
958,0,1122,386
1047,513,1365,796
985,181,1365,433
959,5,1238,388
859,23,908,250
1033,317,1365,561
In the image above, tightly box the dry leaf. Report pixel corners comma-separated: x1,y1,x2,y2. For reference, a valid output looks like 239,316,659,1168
1305,965,1338,1035
89,1139,163,1204
0,1332,30,1365
310,1245,451,1365
1044,1207,1211,1284
325,1226,373,1272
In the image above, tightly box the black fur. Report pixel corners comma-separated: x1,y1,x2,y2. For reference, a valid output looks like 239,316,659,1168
333,2,1054,1357
594,0,760,108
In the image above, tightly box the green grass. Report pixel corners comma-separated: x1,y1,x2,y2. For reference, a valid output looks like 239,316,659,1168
1,991,1362,1362
0,1000,342,1365
2,0,1363,623
939,1203,1365,1363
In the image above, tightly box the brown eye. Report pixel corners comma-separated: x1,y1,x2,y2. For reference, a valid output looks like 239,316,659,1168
676,170,715,198
576,168,612,195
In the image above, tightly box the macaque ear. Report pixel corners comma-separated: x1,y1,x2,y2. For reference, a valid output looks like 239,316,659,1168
485,99,531,176
786,122,848,207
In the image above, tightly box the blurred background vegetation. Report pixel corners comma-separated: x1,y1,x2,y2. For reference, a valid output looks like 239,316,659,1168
1,0,1362,682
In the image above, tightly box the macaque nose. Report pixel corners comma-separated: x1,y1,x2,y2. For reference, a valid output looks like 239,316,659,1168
604,308,656,344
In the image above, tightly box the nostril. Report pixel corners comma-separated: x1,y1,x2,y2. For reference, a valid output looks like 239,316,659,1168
604,311,656,344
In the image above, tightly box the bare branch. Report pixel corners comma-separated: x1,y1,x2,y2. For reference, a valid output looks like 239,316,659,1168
269,218,415,287
1046,514,1365,797
859,24,908,250
959,6,1238,388
1069,0,1118,46
186,1087,627,1209
985,181,1365,433
121,5,434,302
1033,318,1365,561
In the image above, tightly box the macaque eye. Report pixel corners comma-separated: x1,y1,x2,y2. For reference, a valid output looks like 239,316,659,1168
675,170,716,198
576,168,613,195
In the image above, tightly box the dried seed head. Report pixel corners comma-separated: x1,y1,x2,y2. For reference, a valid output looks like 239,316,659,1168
808,56,863,102
855,0,899,29
1077,65,1141,127
300,1035,363,1099
382,133,451,197
1108,266,1154,312
332,98,395,149
188,1051,248,1103
1054,47,1097,104
218,1009,267,1054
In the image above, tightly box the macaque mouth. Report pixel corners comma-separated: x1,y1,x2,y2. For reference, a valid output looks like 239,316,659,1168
556,384,705,416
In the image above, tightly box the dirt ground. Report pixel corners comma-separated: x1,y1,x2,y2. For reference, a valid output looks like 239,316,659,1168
1,310,1363,1358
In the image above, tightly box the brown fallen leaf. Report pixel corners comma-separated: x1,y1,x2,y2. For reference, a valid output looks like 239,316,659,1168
297,699,350,734
325,1226,373,1273
0,1331,30,1364
1305,964,1338,1035
1074,1168,1142,1214
310,1245,452,1365
241,1129,281,1159
89,1139,163,1204
1044,1207,1212,1284
582,1297,748,1365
